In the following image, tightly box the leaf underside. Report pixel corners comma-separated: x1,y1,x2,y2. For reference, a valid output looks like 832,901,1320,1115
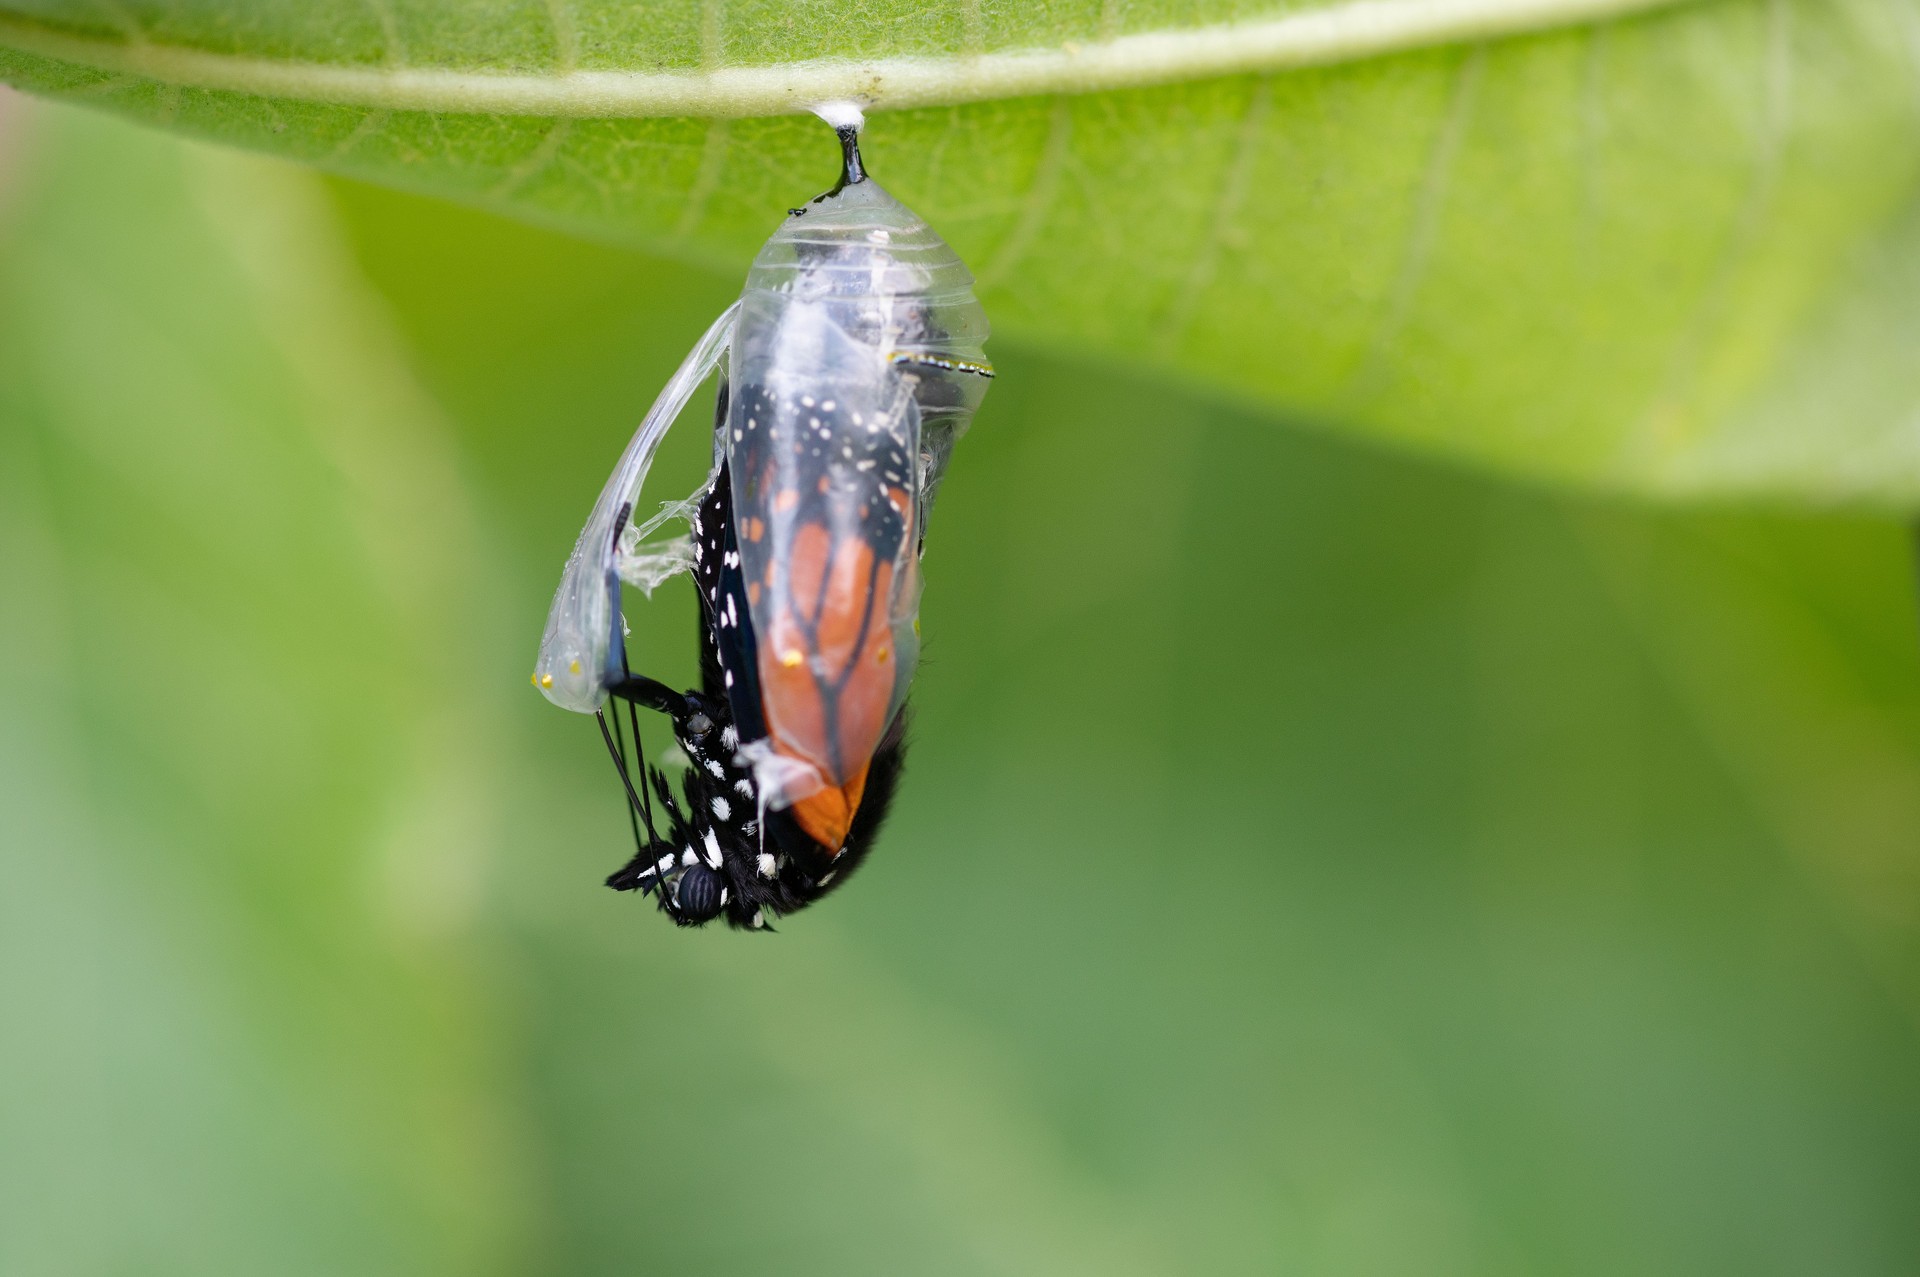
4,0,1920,508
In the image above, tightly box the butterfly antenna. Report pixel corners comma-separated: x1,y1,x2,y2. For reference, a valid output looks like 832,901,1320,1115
612,697,655,851
598,709,658,851
620,650,657,832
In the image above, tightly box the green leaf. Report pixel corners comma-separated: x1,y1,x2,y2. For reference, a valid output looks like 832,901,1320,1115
3,0,1920,506
0,103,524,1274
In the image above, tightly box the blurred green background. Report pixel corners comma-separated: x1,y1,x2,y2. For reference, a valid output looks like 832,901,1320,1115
4,91,1920,1275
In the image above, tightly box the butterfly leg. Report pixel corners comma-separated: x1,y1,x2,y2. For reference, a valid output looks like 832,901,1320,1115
608,672,690,717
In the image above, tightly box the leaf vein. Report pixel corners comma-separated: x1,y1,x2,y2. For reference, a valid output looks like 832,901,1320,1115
547,0,578,73
977,96,1073,291
488,118,573,199
363,0,408,67
1347,43,1486,401
323,108,390,164
1578,21,1608,232
0,0,1700,119
1159,75,1274,348
1623,0,1792,473
674,117,731,240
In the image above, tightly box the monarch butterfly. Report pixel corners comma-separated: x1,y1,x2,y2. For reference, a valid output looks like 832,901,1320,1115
532,104,992,928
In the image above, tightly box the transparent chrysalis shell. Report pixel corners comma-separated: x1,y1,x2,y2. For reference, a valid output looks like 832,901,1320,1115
532,304,738,713
533,104,991,856
726,152,992,827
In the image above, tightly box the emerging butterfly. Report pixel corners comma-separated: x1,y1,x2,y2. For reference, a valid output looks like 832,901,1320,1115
531,104,992,929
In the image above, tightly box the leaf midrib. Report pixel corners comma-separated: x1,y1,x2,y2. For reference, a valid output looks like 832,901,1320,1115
1,0,1697,118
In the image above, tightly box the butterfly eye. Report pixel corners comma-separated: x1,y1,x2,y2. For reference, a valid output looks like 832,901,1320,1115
685,710,715,739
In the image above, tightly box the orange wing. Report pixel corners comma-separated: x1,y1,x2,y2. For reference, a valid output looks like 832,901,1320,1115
729,379,919,854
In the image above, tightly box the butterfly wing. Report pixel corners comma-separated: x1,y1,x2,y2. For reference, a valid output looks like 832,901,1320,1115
725,302,922,852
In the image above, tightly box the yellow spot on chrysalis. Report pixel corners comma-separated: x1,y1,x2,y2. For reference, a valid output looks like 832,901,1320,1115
877,647,890,664
530,672,538,687
780,648,805,668
540,673,554,689
568,659,581,675
912,618,921,637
